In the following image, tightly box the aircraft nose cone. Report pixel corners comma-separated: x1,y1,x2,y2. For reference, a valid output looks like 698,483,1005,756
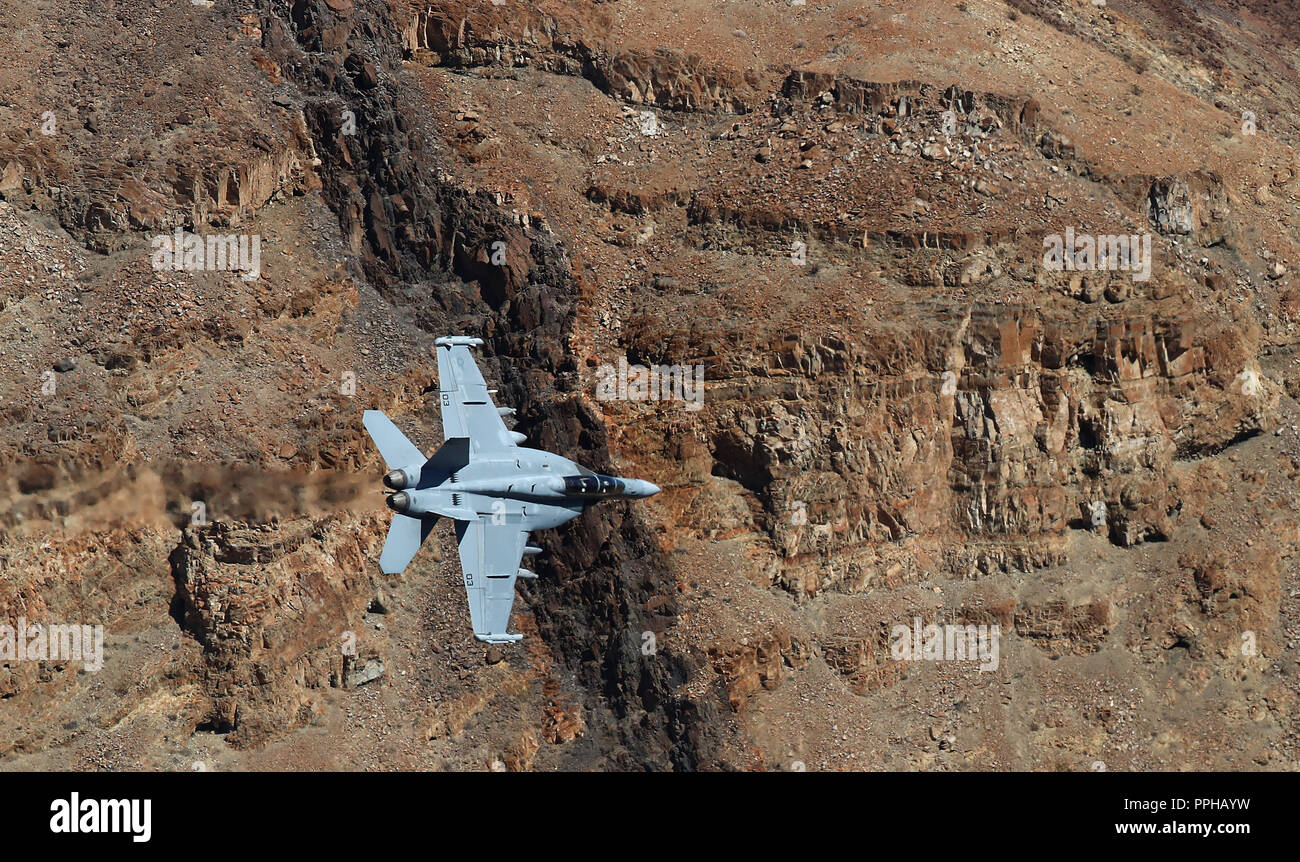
628,479,660,498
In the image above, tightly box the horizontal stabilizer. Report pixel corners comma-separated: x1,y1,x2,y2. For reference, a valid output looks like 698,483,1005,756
363,411,426,471
379,512,435,574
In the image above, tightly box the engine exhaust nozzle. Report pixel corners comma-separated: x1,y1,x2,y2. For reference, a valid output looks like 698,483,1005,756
384,469,411,490
386,491,410,512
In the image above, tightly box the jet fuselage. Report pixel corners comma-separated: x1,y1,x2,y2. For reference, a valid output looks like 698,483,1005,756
384,447,658,531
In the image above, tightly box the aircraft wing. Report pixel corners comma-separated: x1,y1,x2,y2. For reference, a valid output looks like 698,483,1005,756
435,337,518,452
454,518,528,643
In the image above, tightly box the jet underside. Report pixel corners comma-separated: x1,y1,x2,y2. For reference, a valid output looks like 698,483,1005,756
361,336,659,644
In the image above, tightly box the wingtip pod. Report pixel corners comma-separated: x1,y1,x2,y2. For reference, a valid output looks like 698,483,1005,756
435,335,484,348
476,632,524,644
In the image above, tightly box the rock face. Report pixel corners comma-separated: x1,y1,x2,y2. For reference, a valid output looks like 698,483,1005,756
3,0,1300,771
168,518,373,747
402,6,759,113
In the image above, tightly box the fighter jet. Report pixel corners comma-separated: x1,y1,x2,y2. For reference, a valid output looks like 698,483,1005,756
363,336,660,644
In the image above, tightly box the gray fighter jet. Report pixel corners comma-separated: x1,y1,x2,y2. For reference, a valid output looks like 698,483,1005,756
363,336,660,644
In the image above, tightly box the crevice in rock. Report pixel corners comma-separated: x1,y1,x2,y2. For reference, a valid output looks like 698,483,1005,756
258,0,731,769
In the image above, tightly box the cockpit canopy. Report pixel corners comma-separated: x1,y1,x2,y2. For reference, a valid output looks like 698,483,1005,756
562,473,626,496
